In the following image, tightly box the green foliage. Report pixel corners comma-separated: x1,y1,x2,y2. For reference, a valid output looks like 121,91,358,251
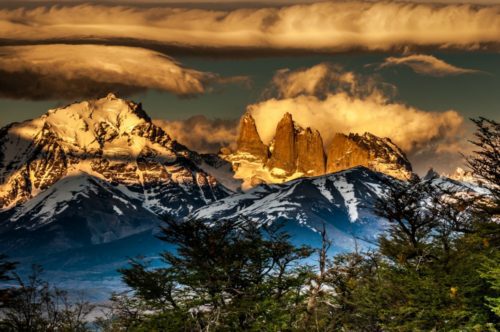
481,251,500,318
114,218,313,331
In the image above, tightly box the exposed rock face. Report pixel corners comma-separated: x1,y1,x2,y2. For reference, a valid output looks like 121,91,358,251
223,113,414,188
326,133,370,173
327,133,413,180
267,113,296,174
236,113,268,161
296,127,325,176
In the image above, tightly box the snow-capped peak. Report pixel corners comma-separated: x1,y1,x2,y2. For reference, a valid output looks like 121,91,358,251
0,94,229,217
42,94,153,150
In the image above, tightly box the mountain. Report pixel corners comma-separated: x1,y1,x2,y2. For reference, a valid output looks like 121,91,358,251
326,132,413,180
443,167,477,184
221,112,413,189
0,173,161,256
0,94,232,253
0,94,241,299
0,95,481,300
192,166,394,250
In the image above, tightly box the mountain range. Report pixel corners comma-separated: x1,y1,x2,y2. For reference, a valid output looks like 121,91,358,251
221,112,413,189
0,94,476,298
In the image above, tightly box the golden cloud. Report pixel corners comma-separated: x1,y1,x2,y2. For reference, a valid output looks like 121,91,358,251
0,44,240,99
154,116,238,153
248,63,467,174
379,54,483,76
0,2,499,52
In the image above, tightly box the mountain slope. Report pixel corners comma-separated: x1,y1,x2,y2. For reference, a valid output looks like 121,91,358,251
192,166,394,250
0,172,162,255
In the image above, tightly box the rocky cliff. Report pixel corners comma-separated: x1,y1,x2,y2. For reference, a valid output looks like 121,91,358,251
222,112,413,187
326,133,413,180
296,127,326,176
236,113,268,162
267,113,297,174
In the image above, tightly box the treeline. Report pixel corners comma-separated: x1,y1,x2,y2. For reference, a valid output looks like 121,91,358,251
0,118,499,331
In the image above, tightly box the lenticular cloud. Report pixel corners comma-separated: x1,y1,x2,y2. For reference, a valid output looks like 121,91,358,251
0,2,499,53
0,44,217,99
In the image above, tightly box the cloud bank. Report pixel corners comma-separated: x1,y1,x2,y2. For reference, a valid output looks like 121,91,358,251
154,116,238,153
248,63,466,173
379,54,483,76
0,2,499,53
0,44,225,100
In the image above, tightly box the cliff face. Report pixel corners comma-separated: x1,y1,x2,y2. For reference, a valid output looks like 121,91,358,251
326,133,413,180
223,112,414,188
236,113,268,161
326,133,370,173
296,127,325,176
267,113,296,174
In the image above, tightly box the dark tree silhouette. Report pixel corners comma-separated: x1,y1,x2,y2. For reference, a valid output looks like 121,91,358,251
466,117,500,215
0,254,17,309
118,218,313,331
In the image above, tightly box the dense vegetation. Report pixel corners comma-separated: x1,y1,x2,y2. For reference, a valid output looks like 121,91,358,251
0,118,498,331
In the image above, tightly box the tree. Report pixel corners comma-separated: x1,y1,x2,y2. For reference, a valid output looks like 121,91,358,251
0,254,17,308
117,217,313,331
374,176,439,267
467,117,500,322
344,117,500,330
466,117,500,209
0,265,94,332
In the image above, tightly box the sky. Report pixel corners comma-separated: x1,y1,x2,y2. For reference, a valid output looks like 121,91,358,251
0,0,499,175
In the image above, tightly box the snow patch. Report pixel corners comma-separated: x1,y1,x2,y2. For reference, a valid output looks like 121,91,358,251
113,205,124,215
332,174,359,222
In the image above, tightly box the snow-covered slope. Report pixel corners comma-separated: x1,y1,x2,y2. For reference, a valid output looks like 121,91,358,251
0,172,162,255
191,166,394,250
191,166,487,250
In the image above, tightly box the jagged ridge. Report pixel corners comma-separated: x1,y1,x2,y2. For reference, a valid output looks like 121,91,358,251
221,112,413,188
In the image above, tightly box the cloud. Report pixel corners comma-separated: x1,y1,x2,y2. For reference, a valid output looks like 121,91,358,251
0,44,246,100
154,115,238,153
248,63,467,173
249,93,464,153
0,2,499,53
379,54,483,76
269,63,394,99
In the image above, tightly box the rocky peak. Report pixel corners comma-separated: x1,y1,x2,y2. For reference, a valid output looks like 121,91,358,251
43,94,155,148
424,168,440,180
236,113,268,161
327,133,370,173
267,112,297,175
296,127,325,176
0,94,229,215
326,132,413,180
